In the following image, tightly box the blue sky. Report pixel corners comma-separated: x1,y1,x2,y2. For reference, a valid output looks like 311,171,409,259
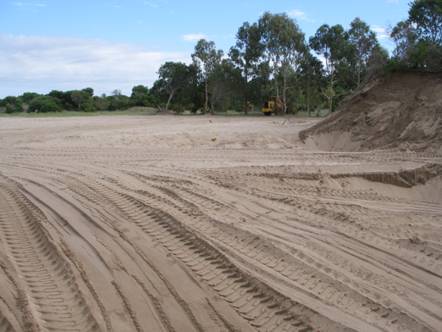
0,0,410,97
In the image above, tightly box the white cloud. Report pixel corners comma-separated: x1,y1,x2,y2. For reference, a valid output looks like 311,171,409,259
0,34,189,97
12,1,47,7
143,1,159,8
372,25,389,40
182,33,207,42
287,9,314,22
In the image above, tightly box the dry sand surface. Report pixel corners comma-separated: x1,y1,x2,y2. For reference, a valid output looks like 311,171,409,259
0,115,441,332
300,72,442,153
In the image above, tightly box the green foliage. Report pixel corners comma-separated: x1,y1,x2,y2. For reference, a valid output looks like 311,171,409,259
391,0,442,71
229,21,264,113
258,12,307,113
192,39,224,113
409,0,442,44
107,94,131,111
131,85,153,106
82,87,94,97
348,18,379,86
2,96,23,113
28,96,61,113
152,61,199,111
21,92,41,103
93,96,111,111
70,90,91,111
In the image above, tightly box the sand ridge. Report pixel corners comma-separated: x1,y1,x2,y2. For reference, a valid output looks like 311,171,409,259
0,115,441,332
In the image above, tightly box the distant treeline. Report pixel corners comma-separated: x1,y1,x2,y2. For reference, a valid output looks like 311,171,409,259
1,0,441,115
0,88,154,114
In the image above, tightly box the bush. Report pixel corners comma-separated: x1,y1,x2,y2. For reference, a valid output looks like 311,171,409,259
5,103,23,113
3,96,23,113
93,96,111,111
21,92,41,103
28,96,62,113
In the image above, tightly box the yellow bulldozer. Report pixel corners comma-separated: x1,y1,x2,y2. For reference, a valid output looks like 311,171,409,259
262,97,283,116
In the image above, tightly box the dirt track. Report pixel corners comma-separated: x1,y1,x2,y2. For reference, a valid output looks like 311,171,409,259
0,115,441,332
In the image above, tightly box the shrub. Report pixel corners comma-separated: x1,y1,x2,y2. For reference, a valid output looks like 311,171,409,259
28,96,62,113
5,103,23,113
3,96,23,113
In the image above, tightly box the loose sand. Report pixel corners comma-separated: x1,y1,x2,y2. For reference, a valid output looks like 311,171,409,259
300,72,442,153
0,115,441,332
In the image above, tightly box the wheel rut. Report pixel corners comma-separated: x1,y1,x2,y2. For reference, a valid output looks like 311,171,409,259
0,179,101,332
89,179,346,332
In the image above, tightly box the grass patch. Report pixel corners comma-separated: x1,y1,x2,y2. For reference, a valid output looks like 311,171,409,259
0,107,158,118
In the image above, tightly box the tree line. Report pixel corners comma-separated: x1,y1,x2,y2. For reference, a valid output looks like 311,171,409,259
1,0,440,115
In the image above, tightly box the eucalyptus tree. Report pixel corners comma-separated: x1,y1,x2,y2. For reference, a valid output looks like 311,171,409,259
229,21,264,114
391,0,442,71
298,53,325,115
156,62,194,111
192,39,223,114
409,0,442,45
348,18,378,87
310,24,351,112
258,12,307,113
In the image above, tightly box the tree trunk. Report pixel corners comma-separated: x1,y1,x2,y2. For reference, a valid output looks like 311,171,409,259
275,78,280,114
329,72,335,113
165,89,175,111
282,72,288,114
328,95,333,114
307,77,311,117
243,72,248,115
204,80,209,114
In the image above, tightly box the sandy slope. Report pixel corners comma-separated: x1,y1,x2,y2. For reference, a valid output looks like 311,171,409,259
300,72,442,153
0,115,441,332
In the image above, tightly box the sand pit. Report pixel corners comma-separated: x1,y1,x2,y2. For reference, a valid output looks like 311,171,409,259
0,115,441,332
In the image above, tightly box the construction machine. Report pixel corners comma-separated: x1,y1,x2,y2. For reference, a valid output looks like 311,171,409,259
262,97,283,116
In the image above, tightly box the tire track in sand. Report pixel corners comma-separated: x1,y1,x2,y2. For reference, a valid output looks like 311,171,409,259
0,313,14,332
91,180,343,332
0,178,101,332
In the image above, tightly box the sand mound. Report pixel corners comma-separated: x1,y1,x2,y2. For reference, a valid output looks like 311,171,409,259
300,72,442,153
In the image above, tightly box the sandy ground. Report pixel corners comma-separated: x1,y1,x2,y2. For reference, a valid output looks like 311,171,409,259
0,115,441,332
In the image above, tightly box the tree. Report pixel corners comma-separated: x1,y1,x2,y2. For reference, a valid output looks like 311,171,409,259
112,89,122,96
107,94,131,110
3,96,23,113
156,62,194,111
409,0,442,44
131,85,152,106
391,0,442,71
82,87,94,97
348,18,378,87
28,96,61,113
310,24,352,112
207,59,243,112
192,39,223,114
230,22,264,114
366,45,389,79
48,90,70,110
298,53,325,115
93,96,111,111
70,90,93,111
258,12,306,113
391,20,418,65
21,92,41,103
